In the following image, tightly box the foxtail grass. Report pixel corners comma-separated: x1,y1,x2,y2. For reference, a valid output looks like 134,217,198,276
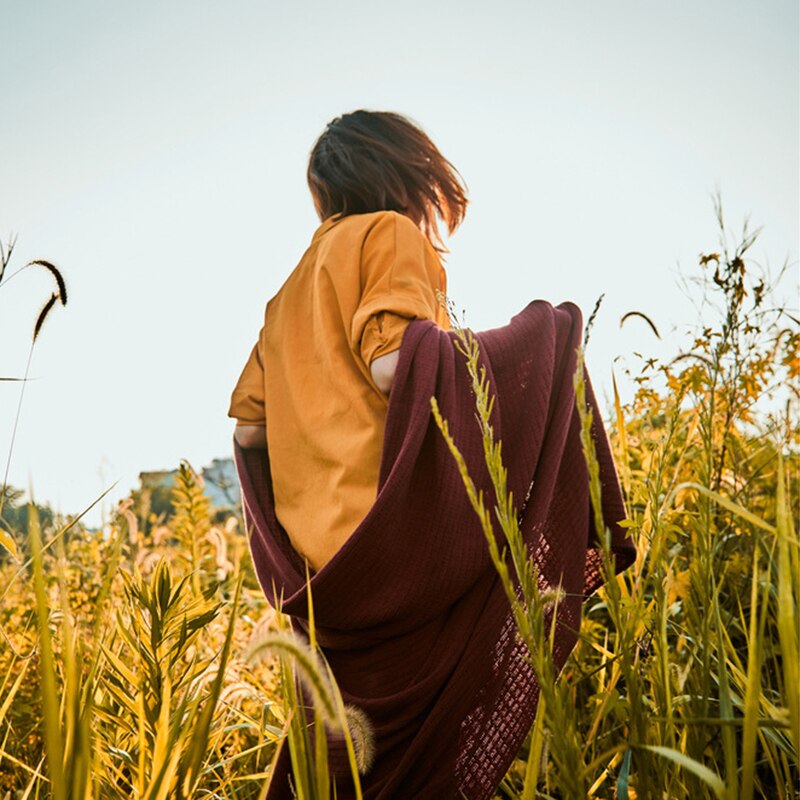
1,201,797,798
246,574,372,799
433,201,798,798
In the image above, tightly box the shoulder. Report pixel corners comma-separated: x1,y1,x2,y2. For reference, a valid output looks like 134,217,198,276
324,211,439,270
332,210,424,243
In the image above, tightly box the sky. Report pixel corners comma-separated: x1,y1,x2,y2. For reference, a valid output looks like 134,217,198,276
1,0,798,526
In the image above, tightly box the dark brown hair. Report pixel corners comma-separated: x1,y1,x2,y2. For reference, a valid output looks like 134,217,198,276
307,110,468,253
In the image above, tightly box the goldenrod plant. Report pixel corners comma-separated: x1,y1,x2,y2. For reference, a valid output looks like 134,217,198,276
435,198,798,799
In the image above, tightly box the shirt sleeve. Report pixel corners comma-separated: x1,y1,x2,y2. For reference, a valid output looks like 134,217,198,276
227,337,267,425
351,211,445,367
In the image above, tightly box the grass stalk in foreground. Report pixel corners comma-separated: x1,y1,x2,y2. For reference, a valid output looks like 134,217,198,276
431,318,596,799
246,575,371,799
432,229,798,797
4,480,278,799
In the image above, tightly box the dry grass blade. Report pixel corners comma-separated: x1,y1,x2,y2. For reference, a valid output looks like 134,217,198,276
584,293,605,345
611,370,632,502
0,658,29,732
28,504,66,800
711,578,738,800
668,482,777,534
247,631,339,728
775,454,799,754
0,524,18,560
738,547,770,800
639,746,726,798
668,351,717,369
0,234,16,284
620,311,661,339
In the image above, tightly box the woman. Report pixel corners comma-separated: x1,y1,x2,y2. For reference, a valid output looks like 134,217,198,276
229,109,467,571
230,110,634,799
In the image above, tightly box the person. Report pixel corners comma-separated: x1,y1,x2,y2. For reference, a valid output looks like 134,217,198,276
230,111,634,799
228,109,468,571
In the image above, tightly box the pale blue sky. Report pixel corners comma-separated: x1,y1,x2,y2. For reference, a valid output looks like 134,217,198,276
1,0,797,524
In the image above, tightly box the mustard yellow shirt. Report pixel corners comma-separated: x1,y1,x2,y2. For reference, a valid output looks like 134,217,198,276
228,210,449,570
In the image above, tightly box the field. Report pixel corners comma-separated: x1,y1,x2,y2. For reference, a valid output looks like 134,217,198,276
0,205,798,798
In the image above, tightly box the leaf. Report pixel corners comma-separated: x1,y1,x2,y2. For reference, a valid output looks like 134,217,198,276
182,576,243,792
0,658,29,730
0,526,18,559
712,577,738,799
29,504,67,800
640,746,726,798
616,749,632,799
611,369,631,500
739,551,763,800
775,453,800,753
668,482,776,534
664,568,691,606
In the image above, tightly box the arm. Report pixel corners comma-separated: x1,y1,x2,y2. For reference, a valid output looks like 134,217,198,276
370,350,400,394
353,213,442,392
229,332,268,445
234,424,267,449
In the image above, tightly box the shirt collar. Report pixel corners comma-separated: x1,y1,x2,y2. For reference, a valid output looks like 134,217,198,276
311,212,343,243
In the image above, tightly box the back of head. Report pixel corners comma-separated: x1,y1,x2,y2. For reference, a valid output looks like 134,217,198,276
307,110,468,253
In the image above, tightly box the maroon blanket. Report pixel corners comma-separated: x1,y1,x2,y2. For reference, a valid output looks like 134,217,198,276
234,300,635,799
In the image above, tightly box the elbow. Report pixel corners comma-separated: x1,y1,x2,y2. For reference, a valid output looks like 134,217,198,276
234,424,267,449
370,351,400,394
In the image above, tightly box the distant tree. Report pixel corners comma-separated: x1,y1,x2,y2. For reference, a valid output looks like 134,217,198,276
0,485,58,562
129,473,178,535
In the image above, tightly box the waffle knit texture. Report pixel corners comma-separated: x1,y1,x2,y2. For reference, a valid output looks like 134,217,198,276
234,300,636,799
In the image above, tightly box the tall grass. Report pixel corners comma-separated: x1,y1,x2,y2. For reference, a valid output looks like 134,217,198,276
229,201,798,798
246,582,372,800
0,202,797,797
436,199,798,798
0,466,281,798
0,237,68,556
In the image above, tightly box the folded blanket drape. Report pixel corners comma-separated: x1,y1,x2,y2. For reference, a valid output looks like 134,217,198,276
234,300,635,799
